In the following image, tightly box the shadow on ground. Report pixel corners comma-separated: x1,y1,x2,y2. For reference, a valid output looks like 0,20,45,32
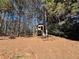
65,36,79,41
53,34,79,41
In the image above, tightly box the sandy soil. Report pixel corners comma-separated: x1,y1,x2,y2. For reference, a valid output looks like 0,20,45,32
0,36,79,59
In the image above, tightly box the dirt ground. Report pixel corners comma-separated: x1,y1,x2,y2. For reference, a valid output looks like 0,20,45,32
0,36,79,59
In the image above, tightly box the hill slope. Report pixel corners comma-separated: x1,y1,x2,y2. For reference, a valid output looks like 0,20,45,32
0,36,79,59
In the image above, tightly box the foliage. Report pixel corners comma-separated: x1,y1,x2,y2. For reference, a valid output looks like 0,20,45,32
41,0,79,39
48,24,65,36
71,3,79,15
0,0,79,39
54,3,65,15
0,0,11,9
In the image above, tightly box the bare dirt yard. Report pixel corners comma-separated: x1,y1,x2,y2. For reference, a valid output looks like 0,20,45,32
0,36,79,59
